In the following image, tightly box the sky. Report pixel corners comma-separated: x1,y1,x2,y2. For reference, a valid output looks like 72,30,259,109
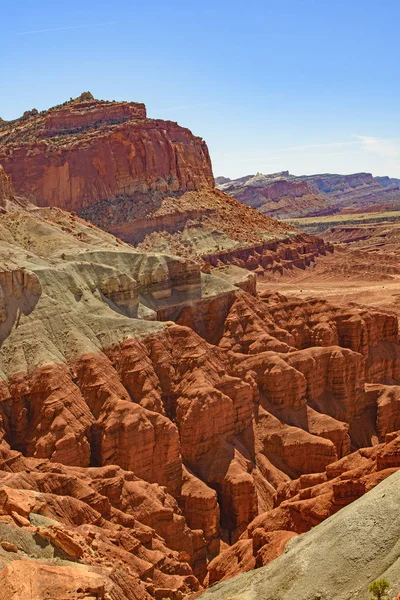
2,0,400,179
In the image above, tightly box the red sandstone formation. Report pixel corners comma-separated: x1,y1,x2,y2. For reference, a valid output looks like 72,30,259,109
302,172,400,210
0,94,336,274
217,172,330,219
205,428,400,585
1,96,400,598
0,164,37,213
0,94,213,212
0,201,398,598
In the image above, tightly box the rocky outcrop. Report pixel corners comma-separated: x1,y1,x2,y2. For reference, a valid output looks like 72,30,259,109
0,452,206,600
99,273,139,317
0,267,42,337
0,95,335,276
0,95,214,212
198,469,400,600
180,467,220,548
202,430,400,587
201,233,333,278
43,98,147,136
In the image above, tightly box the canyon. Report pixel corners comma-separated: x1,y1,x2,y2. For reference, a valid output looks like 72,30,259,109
198,469,400,600
0,94,400,600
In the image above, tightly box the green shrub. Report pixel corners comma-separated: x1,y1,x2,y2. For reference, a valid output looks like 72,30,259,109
368,578,390,600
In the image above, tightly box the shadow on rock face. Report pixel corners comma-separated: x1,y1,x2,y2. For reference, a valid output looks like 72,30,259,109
0,269,41,348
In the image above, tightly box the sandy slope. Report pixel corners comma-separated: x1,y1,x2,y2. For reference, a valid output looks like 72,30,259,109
199,469,400,600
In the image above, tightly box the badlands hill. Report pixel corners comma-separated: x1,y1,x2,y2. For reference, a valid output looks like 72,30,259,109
0,164,400,598
217,171,400,219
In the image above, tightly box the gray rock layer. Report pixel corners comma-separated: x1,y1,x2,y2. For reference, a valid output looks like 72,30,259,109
199,469,400,600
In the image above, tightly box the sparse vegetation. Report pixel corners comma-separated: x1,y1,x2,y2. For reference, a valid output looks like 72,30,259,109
368,578,391,600
284,210,400,234
286,210,400,227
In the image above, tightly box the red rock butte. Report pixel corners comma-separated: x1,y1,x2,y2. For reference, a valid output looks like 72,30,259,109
0,92,331,273
0,92,214,211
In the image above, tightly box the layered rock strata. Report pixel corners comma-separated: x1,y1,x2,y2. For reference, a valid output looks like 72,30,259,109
0,201,398,597
217,171,400,219
0,94,213,211
0,95,335,273
217,172,330,219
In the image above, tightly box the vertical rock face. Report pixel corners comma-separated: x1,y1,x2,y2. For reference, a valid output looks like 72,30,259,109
180,466,220,545
0,94,318,272
0,95,214,212
0,166,13,200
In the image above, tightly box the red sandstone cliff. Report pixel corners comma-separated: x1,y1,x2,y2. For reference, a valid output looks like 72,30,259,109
0,94,314,264
0,164,35,212
0,93,214,212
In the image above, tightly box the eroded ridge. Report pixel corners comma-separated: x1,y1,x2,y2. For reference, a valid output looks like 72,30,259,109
0,199,399,598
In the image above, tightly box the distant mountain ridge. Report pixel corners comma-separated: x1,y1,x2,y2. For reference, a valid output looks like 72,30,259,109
216,171,400,219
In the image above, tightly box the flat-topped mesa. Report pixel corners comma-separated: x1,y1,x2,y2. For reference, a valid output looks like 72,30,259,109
0,95,328,275
42,99,147,137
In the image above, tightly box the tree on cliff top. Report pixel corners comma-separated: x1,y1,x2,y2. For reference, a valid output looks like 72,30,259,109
369,578,390,600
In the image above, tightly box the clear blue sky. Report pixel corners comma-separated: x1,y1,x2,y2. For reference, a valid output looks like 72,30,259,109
2,0,400,178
